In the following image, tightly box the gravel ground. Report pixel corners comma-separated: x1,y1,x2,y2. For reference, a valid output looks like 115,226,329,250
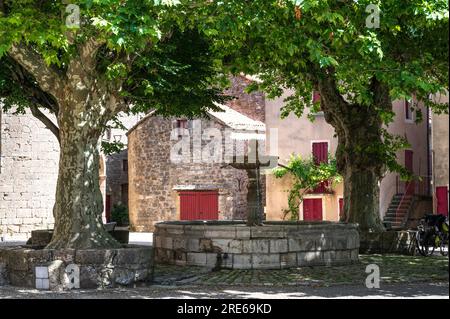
0,281,448,299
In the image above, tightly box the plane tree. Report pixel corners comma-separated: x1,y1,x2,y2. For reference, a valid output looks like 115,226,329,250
200,0,449,231
0,0,226,248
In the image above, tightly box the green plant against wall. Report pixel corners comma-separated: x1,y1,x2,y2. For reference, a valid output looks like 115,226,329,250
273,154,342,221
111,203,129,227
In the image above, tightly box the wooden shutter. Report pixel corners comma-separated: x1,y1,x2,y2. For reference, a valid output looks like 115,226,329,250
179,191,219,220
303,198,323,221
436,186,449,216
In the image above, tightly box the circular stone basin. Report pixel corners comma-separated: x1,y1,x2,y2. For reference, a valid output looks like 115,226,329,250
154,221,359,269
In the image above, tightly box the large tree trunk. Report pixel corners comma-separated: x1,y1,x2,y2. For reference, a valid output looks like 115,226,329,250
318,74,388,232
333,106,386,232
46,112,121,249
342,165,384,232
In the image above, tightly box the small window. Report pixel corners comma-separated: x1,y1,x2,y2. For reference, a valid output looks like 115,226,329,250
176,119,188,137
122,160,128,172
176,119,188,129
405,99,413,121
312,142,328,164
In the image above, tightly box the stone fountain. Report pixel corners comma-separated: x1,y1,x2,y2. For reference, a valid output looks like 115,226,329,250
225,139,278,226
154,138,360,269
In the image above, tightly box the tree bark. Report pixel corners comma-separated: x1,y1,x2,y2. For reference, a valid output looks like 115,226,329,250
342,165,384,232
46,121,121,249
317,71,386,232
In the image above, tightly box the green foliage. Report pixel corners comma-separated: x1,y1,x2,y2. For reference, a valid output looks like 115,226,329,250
111,203,129,226
273,154,342,220
0,0,227,123
101,140,125,156
200,0,449,175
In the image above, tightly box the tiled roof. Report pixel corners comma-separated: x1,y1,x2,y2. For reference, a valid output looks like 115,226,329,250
207,102,266,132
127,102,266,136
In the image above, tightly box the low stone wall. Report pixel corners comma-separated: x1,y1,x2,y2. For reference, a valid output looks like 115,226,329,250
359,230,417,255
154,221,359,269
0,245,154,290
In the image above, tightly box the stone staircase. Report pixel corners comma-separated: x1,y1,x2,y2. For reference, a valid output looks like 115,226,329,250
383,194,414,229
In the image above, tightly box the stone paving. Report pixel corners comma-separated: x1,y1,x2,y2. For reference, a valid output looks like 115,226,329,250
0,254,448,298
152,254,448,287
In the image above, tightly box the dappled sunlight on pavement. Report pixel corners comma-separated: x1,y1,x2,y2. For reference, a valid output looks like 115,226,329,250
0,282,448,299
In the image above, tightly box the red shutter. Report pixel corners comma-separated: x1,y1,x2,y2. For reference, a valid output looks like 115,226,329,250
311,142,329,193
179,191,218,220
198,192,219,220
312,142,328,164
436,186,448,216
303,198,323,221
339,198,344,219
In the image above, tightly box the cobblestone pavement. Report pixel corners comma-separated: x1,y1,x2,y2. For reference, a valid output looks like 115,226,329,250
1,254,448,299
0,282,448,299
152,255,449,286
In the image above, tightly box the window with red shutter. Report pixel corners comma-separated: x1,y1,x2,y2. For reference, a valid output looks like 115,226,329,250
311,142,329,193
312,142,328,164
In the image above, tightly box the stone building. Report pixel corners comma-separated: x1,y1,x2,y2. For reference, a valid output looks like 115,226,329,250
0,108,59,241
0,105,140,240
102,113,142,221
127,76,266,231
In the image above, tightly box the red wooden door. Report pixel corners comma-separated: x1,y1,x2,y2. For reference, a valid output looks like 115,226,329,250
303,198,323,221
339,198,344,219
198,192,219,220
436,186,448,216
179,191,219,220
312,142,329,193
405,150,414,195
179,192,198,220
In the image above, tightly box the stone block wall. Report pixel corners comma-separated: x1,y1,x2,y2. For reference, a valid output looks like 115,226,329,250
0,245,154,289
106,149,129,209
154,221,360,269
0,109,59,240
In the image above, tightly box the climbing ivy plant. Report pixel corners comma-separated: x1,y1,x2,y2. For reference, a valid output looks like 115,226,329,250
273,154,342,220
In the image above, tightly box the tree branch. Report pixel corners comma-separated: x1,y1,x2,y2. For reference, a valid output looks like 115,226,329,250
370,77,392,112
29,104,60,144
8,43,63,98
68,37,105,77
5,55,60,115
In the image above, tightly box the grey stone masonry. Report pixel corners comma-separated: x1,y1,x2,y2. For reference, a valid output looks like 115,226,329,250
0,245,154,290
154,221,360,269
0,108,59,240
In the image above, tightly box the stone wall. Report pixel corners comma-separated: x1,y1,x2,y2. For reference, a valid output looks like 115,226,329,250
103,113,141,211
0,245,154,289
0,109,59,240
106,149,129,209
128,116,250,232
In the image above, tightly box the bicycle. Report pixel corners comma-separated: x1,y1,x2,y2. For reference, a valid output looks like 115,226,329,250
415,214,448,257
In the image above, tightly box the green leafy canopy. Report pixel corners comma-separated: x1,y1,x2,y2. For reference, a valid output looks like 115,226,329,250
0,0,228,125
